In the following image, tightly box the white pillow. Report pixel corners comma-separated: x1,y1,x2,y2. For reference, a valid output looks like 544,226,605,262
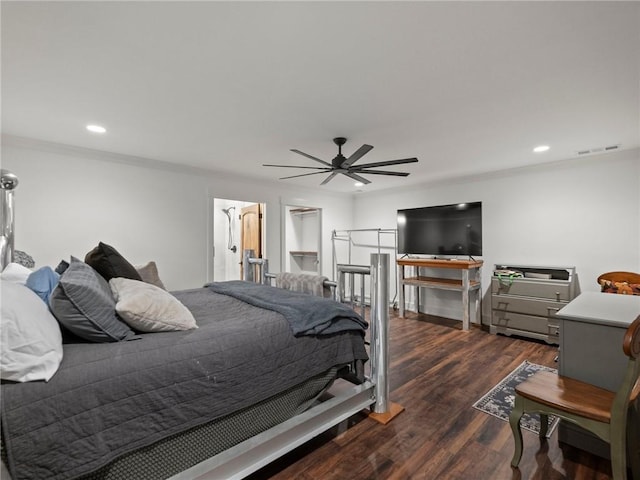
1,262,33,284
109,277,197,332
1,280,64,382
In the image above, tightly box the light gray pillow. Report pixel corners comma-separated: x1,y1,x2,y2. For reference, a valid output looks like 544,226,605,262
110,277,197,332
135,261,166,290
49,257,137,342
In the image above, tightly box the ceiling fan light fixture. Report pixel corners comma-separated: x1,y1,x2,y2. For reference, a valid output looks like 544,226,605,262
533,145,550,153
354,182,364,187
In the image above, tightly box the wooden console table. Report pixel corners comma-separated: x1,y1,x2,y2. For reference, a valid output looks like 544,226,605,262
397,258,483,330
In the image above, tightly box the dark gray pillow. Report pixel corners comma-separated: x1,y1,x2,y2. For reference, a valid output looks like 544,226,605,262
85,242,142,282
49,257,137,342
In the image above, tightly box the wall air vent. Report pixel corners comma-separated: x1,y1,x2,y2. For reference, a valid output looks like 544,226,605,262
576,144,621,156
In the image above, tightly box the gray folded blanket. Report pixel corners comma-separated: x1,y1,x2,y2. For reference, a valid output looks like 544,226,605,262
275,272,332,298
206,281,367,336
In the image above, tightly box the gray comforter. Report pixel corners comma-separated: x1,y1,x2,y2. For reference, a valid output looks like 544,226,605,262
1,285,368,480
206,281,368,335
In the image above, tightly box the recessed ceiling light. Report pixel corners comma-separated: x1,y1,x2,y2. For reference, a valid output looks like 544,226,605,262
533,145,550,153
354,182,364,187
86,124,106,133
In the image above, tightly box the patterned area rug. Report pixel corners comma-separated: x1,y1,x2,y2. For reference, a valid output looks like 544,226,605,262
472,360,560,437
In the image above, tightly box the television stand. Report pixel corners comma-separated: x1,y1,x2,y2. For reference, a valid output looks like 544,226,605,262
397,258,483,330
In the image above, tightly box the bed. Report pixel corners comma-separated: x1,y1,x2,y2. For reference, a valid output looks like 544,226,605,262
0,170,393,480
2,281,368,480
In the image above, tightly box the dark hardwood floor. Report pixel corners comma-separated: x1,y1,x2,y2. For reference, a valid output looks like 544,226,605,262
249,310,615,480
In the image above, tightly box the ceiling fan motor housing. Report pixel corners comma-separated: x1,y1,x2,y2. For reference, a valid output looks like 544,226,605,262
332,137,347,168
332,154,347,168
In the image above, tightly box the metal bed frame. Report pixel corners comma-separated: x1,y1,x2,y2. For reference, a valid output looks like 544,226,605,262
0,171,394,480
169,252,392,479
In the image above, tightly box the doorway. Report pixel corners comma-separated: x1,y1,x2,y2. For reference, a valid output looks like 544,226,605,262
283,205,322,275
213,198,265,282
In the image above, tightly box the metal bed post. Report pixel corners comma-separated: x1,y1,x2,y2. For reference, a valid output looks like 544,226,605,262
334,256,402,417
349,271,356,307
242,249,253,282
0,170,19,270
243,249,268,284
242,249,256,282
369,253,389,414
337,267,346,303
332,229,336,281
336,264,370,317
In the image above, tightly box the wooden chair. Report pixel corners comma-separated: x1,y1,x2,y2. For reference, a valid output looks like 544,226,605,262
509,315,640,479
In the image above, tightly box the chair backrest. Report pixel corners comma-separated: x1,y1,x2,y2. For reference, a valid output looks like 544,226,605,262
611,315,640,428
597,272,640,285
623,315,640,361
597,272,640,296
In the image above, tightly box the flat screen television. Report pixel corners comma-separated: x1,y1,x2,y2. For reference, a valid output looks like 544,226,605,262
397,202,482,256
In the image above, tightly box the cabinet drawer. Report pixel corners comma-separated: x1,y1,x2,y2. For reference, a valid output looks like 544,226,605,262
491,294,565,317
491,277,571,301
491,310,551,335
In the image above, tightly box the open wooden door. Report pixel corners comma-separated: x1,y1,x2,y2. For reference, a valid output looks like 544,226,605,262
240,203,262,278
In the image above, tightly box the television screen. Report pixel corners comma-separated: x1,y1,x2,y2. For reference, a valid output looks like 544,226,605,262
397,202,482,256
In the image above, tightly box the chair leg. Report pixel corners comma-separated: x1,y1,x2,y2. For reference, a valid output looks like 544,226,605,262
510,395,525,468
628,402,640,480
539,413,549,438
610,417,628,480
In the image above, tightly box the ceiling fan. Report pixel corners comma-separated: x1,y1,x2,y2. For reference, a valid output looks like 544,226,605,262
263,137,419,185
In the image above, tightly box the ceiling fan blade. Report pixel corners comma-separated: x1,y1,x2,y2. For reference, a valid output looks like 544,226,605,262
320,171,339,185
263,164,330,170
279,170,332,180
353,158,418,169
341,144,373,169
290,149,332,167
342,171,372,185
354,170,410,176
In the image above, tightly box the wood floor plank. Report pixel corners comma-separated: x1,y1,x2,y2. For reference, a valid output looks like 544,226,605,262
248,310,614,480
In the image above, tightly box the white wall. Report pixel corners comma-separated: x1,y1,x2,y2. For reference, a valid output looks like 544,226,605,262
1,137,354,290
352,148,640,322
2,140,209,290
4,136,637,311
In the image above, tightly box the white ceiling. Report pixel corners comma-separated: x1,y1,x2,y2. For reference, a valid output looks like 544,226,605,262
2,1,639,193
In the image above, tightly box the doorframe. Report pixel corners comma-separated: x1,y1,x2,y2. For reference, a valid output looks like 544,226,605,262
208,195,267,283
280,199,323,275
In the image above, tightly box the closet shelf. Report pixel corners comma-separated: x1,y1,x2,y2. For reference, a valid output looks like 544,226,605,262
289,208,318,216
289,251,318,257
